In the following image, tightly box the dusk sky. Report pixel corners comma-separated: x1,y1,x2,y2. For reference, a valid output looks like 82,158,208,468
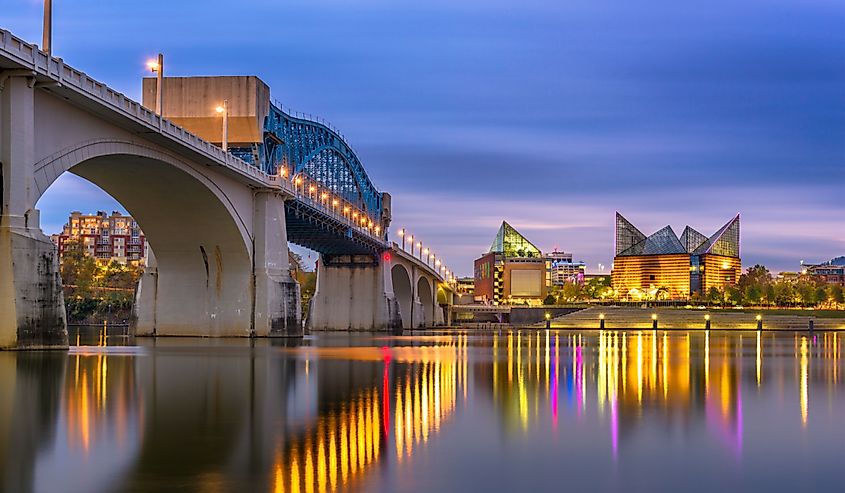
3,0,843,275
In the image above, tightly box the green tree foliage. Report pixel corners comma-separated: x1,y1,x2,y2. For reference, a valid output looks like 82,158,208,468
60,239,143,323
60,239,98,298
744,285,761,305
584,276,612,299
831,285,845,305
707,286,723,305
559,283,584,303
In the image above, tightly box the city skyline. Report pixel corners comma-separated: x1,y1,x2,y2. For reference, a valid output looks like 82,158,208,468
5,0,843,274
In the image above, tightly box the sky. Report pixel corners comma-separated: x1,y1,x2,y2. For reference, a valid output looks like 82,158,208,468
3,0,843,275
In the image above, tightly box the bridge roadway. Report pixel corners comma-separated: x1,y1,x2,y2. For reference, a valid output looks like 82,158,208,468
0,28,452,349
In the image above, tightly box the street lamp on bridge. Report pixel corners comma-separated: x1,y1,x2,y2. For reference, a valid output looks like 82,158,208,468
147,54,164,115
215,100,229,152
42,0,52,56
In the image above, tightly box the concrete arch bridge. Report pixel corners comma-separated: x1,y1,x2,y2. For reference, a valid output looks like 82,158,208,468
0,29,452,349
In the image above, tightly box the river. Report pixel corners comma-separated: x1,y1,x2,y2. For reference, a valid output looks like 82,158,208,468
0,328,842,492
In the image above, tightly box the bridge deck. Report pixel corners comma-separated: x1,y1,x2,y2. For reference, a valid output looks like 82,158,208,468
0,29,388,256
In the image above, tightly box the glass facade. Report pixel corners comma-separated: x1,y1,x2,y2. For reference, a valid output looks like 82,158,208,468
489,221,542,258
615,212,647,256
612,214,741,299
476,222,549,304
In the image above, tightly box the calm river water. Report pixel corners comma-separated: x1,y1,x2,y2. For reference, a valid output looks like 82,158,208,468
1,329,843,493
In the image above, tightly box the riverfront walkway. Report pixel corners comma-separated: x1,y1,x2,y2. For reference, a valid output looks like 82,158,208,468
539,306,845,330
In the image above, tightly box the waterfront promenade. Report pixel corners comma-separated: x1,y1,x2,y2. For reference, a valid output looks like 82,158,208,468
536,306,845,330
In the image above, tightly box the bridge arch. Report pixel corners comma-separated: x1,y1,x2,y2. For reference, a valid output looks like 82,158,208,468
34,139,256,336
417,277,434,327
391,264,413,329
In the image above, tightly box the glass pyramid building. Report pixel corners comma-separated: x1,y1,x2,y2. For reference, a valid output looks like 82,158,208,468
489,221,542,258
613,213,741,299
615,213,740,258
474,221,548,305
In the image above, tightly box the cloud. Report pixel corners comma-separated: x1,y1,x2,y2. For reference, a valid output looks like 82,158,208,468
6,0,841,277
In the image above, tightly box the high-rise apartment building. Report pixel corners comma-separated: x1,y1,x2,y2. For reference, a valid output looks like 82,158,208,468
52,211,147,265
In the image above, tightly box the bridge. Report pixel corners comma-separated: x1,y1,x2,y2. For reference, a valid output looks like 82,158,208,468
0,28,454,349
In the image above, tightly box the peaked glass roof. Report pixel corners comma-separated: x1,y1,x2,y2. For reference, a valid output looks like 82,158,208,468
680,226,708,253
615,213,646,256
489,221,542,258
692,215,740,257
618,225,686,256
615,214,741,258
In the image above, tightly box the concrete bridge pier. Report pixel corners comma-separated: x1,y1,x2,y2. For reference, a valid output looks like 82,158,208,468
252,192,301,337
131,191,301,337
0,72,67,349
306,253,402,331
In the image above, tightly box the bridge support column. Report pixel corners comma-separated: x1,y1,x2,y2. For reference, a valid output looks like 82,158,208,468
253,192,301,336
131,249,158,336
0,73,67,349
306,253,401,331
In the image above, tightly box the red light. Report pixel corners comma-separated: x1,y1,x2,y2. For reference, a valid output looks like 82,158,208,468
383,252,391,261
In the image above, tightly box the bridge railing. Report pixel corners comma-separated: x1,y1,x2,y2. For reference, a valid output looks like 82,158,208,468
2,28,390,249
390,238,456,286
271,170,385,244
0,29,272,188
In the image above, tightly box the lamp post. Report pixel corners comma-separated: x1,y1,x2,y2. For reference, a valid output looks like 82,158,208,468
147,54,164,115
398,228,405,249
42,0,52,56
215,100,229,152
408,236,414,255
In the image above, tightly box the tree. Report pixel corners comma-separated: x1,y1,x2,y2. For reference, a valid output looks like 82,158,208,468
744,285,762,306
831,285,845,306
584,276,611,299
739,265,771,290
654,286,670,301
559,283,584,303
815,286,829,308
60,239,98,298
542,294,557,305
773,281,795,307
725,286,742,306
707,286,723,305
764,284,776,307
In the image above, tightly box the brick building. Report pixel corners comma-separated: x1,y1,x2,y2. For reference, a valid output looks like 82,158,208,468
52,211,147,265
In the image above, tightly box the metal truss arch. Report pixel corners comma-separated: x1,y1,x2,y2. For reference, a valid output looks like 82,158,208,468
261,103,382,217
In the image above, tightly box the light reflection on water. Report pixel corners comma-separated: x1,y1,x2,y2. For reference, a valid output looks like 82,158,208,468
0,329,842,493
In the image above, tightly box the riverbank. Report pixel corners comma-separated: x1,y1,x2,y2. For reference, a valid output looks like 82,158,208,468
531,306,845,330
